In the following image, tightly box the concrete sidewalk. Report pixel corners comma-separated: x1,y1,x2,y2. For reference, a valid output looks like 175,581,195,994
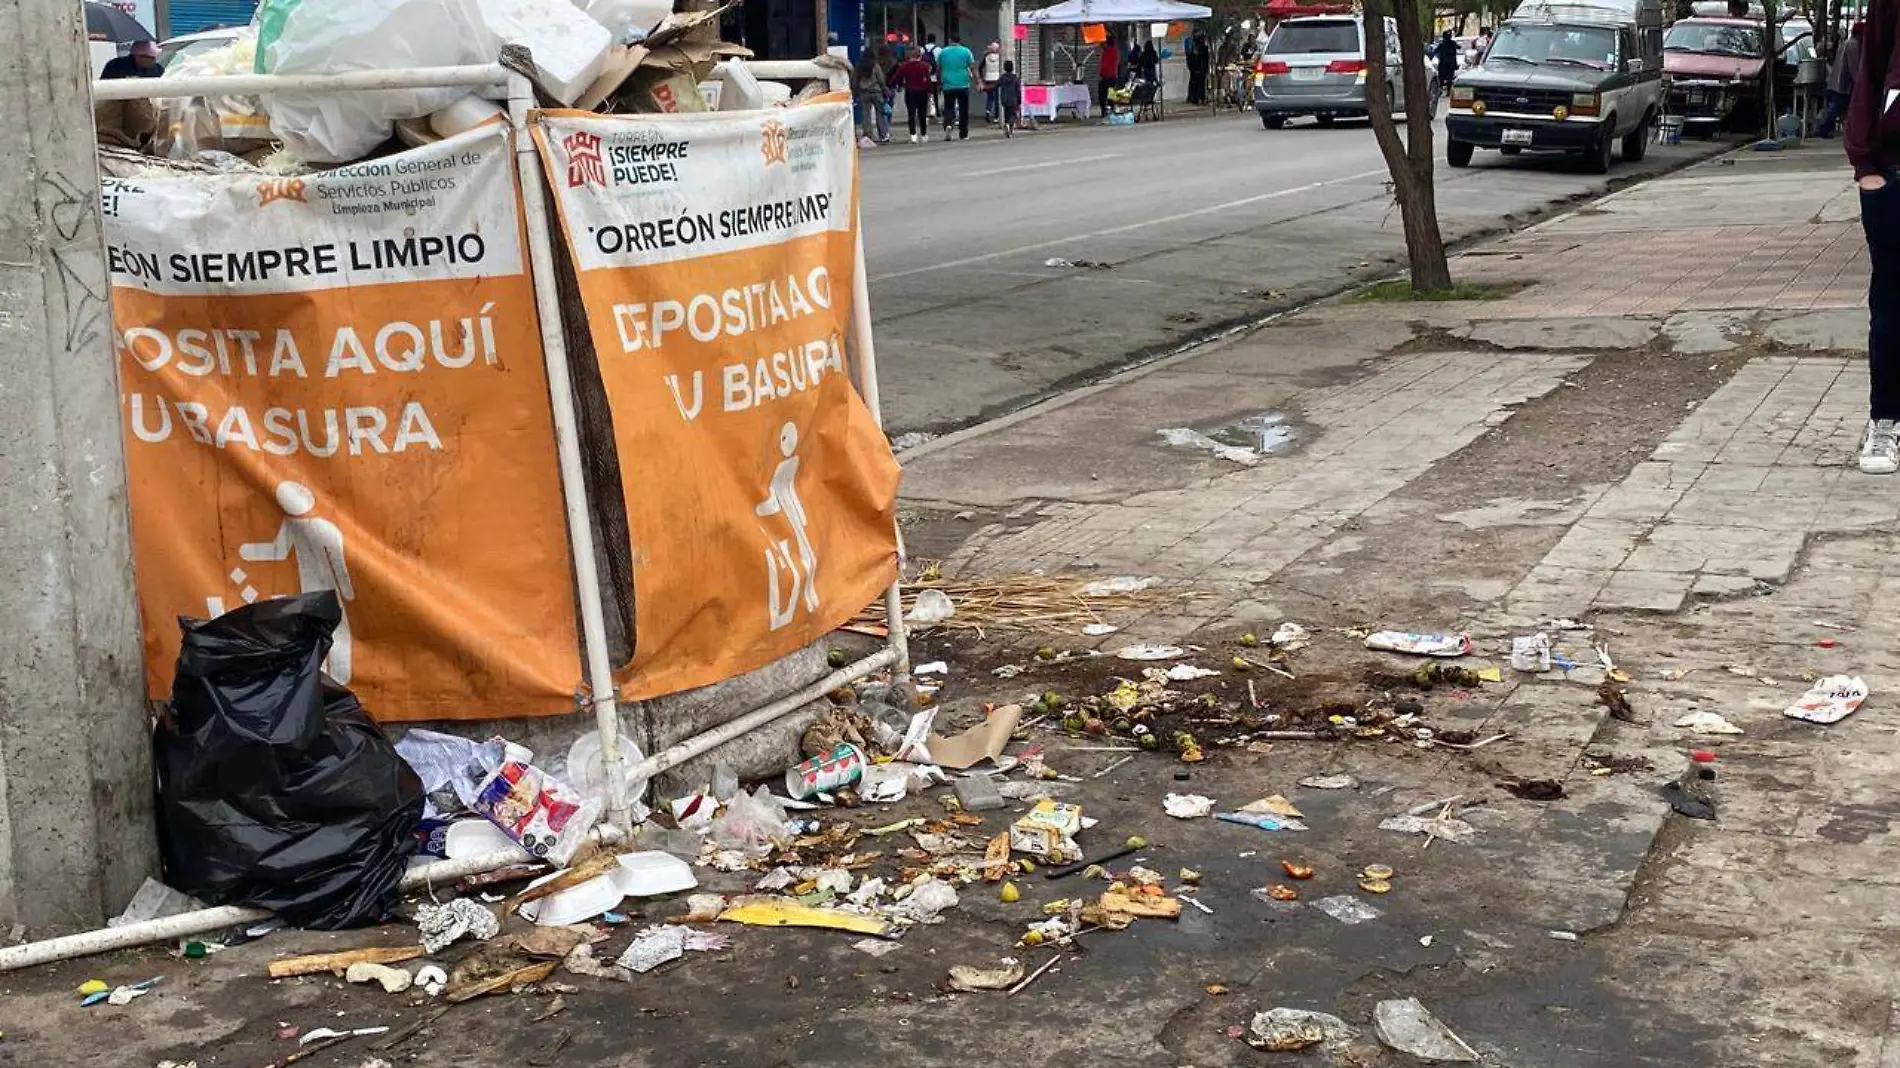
899,138,1900,1066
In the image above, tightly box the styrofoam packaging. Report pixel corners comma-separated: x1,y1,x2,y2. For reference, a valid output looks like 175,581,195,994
470,0,612,104
430,94,506,138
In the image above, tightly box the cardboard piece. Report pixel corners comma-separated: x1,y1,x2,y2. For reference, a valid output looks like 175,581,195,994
1100,891,1183,919
1009,798,1083,859
926,704,1022,770
575,6,750,111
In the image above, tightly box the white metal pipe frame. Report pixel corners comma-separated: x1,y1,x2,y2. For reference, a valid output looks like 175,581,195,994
7,56,916,972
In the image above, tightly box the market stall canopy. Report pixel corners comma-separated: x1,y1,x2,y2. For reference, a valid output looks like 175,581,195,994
1019,0,1213,25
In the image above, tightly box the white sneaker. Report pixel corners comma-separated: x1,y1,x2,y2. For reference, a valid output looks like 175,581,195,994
1860,419,1900,474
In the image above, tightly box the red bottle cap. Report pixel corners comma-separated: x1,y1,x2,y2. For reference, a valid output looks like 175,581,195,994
1690,749,1717,763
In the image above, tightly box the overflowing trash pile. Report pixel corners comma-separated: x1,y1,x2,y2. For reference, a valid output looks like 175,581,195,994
31,559,1877,1066
101,0,843,173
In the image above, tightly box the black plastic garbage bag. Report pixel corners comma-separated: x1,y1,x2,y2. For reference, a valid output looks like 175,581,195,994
156,591,423,929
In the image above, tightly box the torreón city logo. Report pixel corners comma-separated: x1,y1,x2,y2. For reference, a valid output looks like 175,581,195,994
256,178,307,208
760,120,789,168
564,130,607,189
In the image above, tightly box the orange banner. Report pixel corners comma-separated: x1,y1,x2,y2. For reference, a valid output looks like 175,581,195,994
105,126,582,721
533,105,900,699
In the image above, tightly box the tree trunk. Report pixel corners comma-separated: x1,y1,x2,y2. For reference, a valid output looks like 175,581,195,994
1363,0,1454,292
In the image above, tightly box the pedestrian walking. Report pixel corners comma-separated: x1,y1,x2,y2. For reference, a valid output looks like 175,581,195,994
1097,33,1122,116
891,47,935,142
1846,0,1900,472
936,34,978,140
1185,30,1209,105
1431,28,1460,108
999,59,1024,135
854,48,892,145
982,41,1004,122
923,34,942,117
1817,21,1863,138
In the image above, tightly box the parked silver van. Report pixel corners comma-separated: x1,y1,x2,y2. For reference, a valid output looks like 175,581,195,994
1253,15,1412,129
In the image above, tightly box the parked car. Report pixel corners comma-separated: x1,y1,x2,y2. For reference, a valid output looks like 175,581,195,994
1252,14,1411,128
1662,15,1814,133
1444,0,1665,173
157,27,244,69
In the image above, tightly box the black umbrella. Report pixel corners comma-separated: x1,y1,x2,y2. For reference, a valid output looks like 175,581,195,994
85,1,155,44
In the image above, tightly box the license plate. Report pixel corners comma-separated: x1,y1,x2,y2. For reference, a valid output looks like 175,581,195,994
1502,128,1533,146
1290,67,1324,81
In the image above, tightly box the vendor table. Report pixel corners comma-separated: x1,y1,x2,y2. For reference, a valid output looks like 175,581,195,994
1022,82,1092,121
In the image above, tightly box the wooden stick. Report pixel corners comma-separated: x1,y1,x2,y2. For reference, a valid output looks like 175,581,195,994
1091,754,1136,779
1007,953,1063,995
267,946,422,979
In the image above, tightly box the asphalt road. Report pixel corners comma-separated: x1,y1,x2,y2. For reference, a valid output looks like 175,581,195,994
859,109,1728,435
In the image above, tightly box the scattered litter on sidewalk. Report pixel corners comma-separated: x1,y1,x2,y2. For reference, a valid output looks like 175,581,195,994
1218,812,1308,832
1599,680,1639,723
1509,634,1551,672
852,938,901,958
1247,1007,1358,1051
1240,796,1303,819
297,1025,389,1048
1549,930,1580,942
717,900,894,935
1379,812,1476,845
1011,800,1084,859
1080,576,1156,596
416,898,500,953
947,958,1025,992
1783,675,1868,724
1114,643,1187,661
1165,664,1221,681
1674,710,1743,735
108,878,205,928
905,589,956,625
414,965,448,995
1373,998,1479,1063
1157,427,1262,466
1660,750,1718,820
1300,774,1358,790
1270,622,1311,650
1082,623,1119,636
615,927,686,974
1500,778,1564,801
345,962,412,993
268,947,423,979
1365,631,1473,657
1311,895,1382,925
786,744,867,800
1164,793,1215,819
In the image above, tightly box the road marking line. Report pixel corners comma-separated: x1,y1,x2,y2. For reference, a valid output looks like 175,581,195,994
956,152,1124,178
870,166,1391,281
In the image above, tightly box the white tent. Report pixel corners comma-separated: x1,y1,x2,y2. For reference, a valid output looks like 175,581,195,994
1017,0,1212,24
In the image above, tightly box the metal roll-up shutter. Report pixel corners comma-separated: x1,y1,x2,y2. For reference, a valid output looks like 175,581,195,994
164,0,255,36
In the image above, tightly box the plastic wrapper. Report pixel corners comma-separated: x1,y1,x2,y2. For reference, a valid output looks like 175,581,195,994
708,786,791,856
155,28,273,160
254,0,497,162
471,758,602,867
155,592,423,929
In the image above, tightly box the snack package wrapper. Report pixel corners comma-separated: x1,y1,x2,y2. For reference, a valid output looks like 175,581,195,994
472,759,603,867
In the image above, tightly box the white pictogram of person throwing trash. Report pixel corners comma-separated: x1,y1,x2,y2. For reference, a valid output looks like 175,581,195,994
757,421,819,630
240,480,356,682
